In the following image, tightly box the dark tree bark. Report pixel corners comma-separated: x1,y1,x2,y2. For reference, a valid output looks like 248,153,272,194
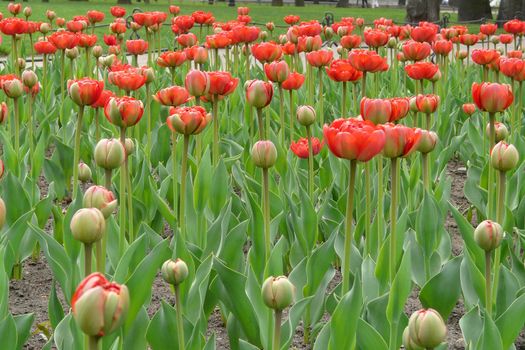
295,0,305,6
117,0,131,3
336,0,350,7
458,0,492,21
399,0,406,5
497,0,525,22
272,0,283,5
406,0,440,23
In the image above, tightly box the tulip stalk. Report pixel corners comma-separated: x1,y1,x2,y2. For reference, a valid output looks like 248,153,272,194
389,157,399,283
307,64,314,106
126,156,134,242
175,284,185,350
84,48,90,78
289,90,294,141
342,81,347,117
257,107,265,140
487,112,495,219
60,50,66,139
278,84,285,146
171,133,179,223
306,126,314,199
492,169,507,315
318,68,324,126
29,33,35,70
72,105,85,199
119,127,128,256
365,163,372,255
180,135,189,239
27,94,35,196
263,167,271,262
273,310,282,350
377,156,384,256
212,95,220,165
245,44,250,82
342,159,357,295
146,83,152,161
43,54,48,98
88,336,100,350
84,243,92,277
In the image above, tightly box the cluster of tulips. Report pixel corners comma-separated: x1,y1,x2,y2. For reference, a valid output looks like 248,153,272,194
0,1,525,349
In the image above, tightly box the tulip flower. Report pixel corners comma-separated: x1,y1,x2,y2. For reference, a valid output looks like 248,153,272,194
407,309,447,349
402,40,431,62
324,118,385,293
126,39,148,65
290,137,323,159
462,103,476,116
411,25,437,43
94,138,125,171
157,50,187,83
364,29,389,48
154,86,190,107
415,94,440,129
405,62,440,81
326,59,363,117
72,273,129,349
348,49,388,99
486,122,508,142
360,97,392,125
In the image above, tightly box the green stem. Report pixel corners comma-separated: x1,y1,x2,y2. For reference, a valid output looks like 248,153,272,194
263,167,271,262
28,95,34,180
43,54,48,98
365,163,372,255
362,71,367,98
29,34,34,70
492,170,506,314
308,64,314,105
257,107,264,140
84,243,92,277
180,135,189,239
389,157,399,283
306,126,314,199
488,112,495,219
146,83,152,161
342,159,357,295
318,68,324,126
377,156,384,255
172,133,178,221
85,48,90,78
60,50,66,139
212,97,219,165
95,108,101,142
119,127,127,257
422,153,429,191
519,82,523,137
273,310,282,350
289,90,294,143
215,48,219,71
146,32,152,66
72,105,84,199
279,84,285,146
342,81,347,117
195,97,202,162
88,336,100,350
425,113,431,131
245,44,250,82
485,251,492,317
126,155,133,242
175,285,185,350
105,169,112,190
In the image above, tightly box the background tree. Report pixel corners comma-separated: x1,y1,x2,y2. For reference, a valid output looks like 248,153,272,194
458,0,492,21
295,0,305,6
406,0,440,23
336,0,350,7
497,0,525,22
272,0,284,6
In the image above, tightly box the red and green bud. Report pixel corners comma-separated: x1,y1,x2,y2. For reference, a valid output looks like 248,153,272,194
66,47,79,59
296,105,316,127
83,186,118,219
264,61,290,83
417,130,438,154
474,220,503,251
94,138,125,170
78,162,92,182
72,273,129,337
167,106,210,135
185,70,210,97
261,276,295,311
104,96,144,128
415,94,440,114
251,140,277,169
21,70,38,89
486,122,508,142
2,77,24,98
124,138,135,156
407,308,447,349
161,259,189,286
491,141,519,172
70,208,106,244
402,327,423,350
245,80,273,109
360,97,392,125
68,78,104,106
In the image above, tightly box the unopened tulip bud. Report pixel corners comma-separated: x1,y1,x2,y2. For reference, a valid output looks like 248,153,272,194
417,130,438,154
46,10,56,22
336,46,344,55
143,67,155,84
278,34,287,45
40,22,51,34
22,70,38,88
124,138,135,156
194,47,208,64
185,70,210,97
387,37,397,48
251,140,277,169
161,259,188,286
296,105,316,126
287,27,298,44
259,31,268,41
266,22,274,32
403,327,424,350
456,50,467,60
92,45,103,58
16,58,25,70
23,6,31,18
83,186,117,219
94,138,125,170
3,78,23,98
408,308,447,349
72,273,129,337
409,96,418,112
337,26,348,37
78,162,92,182
246,80,273,109
491,36,500,44
70,208,106,244
474,220,503,251
261,276,295,311
66,47,79,59
462,103,476,115
491,141,519,172
429,69,441,82
486,122,508,142
324,27,334,40
130,22,141,31
0,102,7,124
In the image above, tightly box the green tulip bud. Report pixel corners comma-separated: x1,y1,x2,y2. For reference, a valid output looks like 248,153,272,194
66,47,79,60
417,130,438,154
21,70,38,89
83,186,117,219
94,138,125,170
78,162,92,182
474,220,503,252
486,122,508,142
92,45,103,58
261,276,295,311
251,140,277,169
491,141,519,172
403,327,423,350
296,105,316,127
161,259,189,286
124,138,135,156
70,208,106,244
408,308,447,349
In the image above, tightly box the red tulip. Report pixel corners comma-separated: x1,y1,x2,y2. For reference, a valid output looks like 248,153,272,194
66,20,84,33
405,62,439,80
499,57,525,81
208,71,239,96
177,33,197,48
185,70,210,97
48,31,78,50
0,102,7,123
499,34,513,44
1,74,23,98
108,69,146,92
103,34,117,46
348,49,389,73
206,32,231,49
284,15,300,25
110,6,126,18
432,39,453,56
126,39,148,55
173,15,194,33
7,3,20,16
264,61,290,83
231,25,260,43
282,71,305,90
251,42,282,63
340,34,361,50
323,118,385,162
192,11,213,25
167,105,210,135
472,82,513,113
0,17,27,35
364,29,389,48
381,124,422,158
471,49,500,66
87,10,104,24
504,19,525,35
326,59,363,82
290,137,324,158
154,86,190,107
77,34,97,48
185,45,208,64
459,34,479,46
67,78,104,106
157,50,186,68
402,40,431,61
34,40,56,55
169,6,180,16
410,25,437,43
415,94,440,114
480,23,497,36
462,103,476,115
389,97,410,122
104,96,144,127
246,80,273,109
507,50,523,59
360,97,392,124
237,7,250,15
91,90,115,109
306,49,333,67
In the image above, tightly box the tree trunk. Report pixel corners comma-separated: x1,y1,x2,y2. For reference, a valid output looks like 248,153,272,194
458,0,492,21
336,0,350,7
272,0,283,5
406,0,440,23
497,0,525,23
117,0,131,3
399,0,406,5
295,0,305,6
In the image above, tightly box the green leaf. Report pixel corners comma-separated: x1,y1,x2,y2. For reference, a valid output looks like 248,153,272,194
280,297,312,350
194,151,212,214
13,313,34,350
0,313,18,349
477,313,503,350
387,249,412,323
146,301,180,350
495,293,525,349
48,282,65,329
209,158,229,217
356,318,388,350
53,313,82,350
415,191,440,259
